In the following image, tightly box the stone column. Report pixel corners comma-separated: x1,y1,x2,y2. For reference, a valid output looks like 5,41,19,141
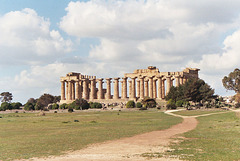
113,78,120,99
162,78,166,99
76,80,80,99
61,81,66,100
68,81,72,100
122,77,128,99
129,80,132,98
180,76,184,85
139,77,145,99
66,81,69,100
153,79,157,98
90,78,96,100
175,75,180,87
131,77,136,99
144,79,149,97
149,76,154,98
97,78,103,99
183,77,188,84
106,78,112,99
83,79,89,100
157,76,162,99
136,79,140,98
72,81,75,100
166,76,172,95
171,78,174,88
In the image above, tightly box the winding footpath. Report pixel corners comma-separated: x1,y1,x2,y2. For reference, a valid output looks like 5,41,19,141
27,110,229,161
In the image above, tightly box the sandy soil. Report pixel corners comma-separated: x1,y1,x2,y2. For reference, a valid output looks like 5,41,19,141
25,110,198,161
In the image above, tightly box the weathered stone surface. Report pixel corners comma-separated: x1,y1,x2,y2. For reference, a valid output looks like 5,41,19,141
60,66,199,104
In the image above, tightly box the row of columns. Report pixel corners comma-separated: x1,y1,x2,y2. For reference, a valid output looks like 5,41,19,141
61,75,187,101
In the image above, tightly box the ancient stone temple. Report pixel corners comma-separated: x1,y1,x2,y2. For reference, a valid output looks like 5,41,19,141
60,66,199,104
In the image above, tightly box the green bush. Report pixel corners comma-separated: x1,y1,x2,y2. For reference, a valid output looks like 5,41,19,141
68,107,74,113
167,99,177,110
90,102,102,109
11,102,22,109
60,103,67,109
126,100,135,108
69,99,89,110
0,102,12,111
52,103,59,109
136,102,142,108
34,103,43,110
166,103,177,110
176,100,184,107
24,102,35,111
141,97,156,108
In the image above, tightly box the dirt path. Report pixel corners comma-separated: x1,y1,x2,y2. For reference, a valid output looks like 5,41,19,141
27,110,197,161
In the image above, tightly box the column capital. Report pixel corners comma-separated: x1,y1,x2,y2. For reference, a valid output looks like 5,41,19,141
97,78,104,81
156,75,163,79
174,75,180,78
130,76,137,80
139,75,146,79
122,77,128,80
106,78,112,81
114,77,120,80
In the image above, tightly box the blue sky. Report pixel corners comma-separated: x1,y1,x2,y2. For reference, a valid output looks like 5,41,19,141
0,0,239,103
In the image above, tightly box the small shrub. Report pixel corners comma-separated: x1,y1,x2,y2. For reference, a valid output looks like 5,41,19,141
167,103,177,110
54,111,57,113
157,106,161,110
176,100,184,107
60,103,67,109
69,99,89,110
142,97,156,108
74,120,79,122
136,102,142,108
90,102,102,109
126,100,135,108
52,103,59,109
68,107,74,113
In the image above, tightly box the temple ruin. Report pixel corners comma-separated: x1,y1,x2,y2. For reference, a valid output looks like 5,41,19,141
60,66,199,104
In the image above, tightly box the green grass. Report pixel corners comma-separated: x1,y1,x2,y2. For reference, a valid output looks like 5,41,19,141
172,109,226,116
166,112,240,160
0,110,182,161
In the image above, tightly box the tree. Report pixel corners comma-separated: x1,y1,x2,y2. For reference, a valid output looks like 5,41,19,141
68,99,89,110
35,93,55,110
11,102,22,109
0,92,13,103
222,68,240,93
24,102,35,111
166,78,215,104
0,102,12,111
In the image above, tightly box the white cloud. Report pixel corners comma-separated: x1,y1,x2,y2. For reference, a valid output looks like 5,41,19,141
0,8,72,66
58,0,240,97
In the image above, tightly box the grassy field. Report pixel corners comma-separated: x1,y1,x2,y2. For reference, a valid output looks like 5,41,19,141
172,109,227,116
166,111,240,160
0,110,182,161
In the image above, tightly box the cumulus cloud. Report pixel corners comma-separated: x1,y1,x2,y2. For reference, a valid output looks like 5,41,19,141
60,0,240,68
0,8,72,66
188,29,240,73
58,0,240,97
